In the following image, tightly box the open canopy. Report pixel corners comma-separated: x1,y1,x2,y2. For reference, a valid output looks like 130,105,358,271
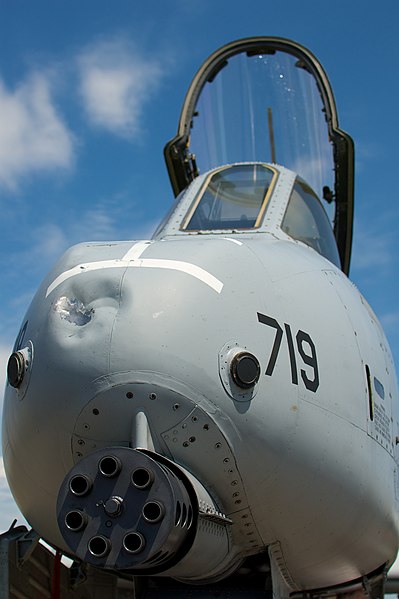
164,37,354,274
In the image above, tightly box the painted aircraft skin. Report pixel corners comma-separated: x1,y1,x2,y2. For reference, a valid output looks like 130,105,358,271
2,38,399,597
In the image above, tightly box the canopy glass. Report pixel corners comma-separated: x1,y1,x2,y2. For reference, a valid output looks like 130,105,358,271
189,51,334,202
164,38,354,273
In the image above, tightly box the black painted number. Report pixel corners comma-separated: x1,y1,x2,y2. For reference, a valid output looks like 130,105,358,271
257,312,319,393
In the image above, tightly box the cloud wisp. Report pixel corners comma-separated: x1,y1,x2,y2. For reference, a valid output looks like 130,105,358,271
77,39,163,139
0,36,167,191
380,310,399,332
351,220,396,273
0,74,75,190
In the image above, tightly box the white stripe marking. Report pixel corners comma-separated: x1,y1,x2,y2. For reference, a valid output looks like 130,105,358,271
46,261,121,297
46,241,223,297
137,259,223,293
122,240,153,261
223,237,243,246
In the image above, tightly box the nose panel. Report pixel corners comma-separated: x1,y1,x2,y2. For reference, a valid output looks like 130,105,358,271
72,379,200,461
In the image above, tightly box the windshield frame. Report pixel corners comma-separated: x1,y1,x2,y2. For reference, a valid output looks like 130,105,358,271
181,163,278,232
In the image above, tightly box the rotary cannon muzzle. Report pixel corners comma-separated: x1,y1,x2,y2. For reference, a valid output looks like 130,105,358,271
57,447,237,581
57,447,197,572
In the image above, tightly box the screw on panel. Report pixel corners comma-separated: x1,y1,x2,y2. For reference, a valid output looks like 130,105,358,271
149,393,157,400
126,392,133,399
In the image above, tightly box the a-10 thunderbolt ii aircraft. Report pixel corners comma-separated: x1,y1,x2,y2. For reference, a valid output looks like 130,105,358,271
3,37,399,598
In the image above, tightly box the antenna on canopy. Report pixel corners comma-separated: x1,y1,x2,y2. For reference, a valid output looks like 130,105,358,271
267,107,276,163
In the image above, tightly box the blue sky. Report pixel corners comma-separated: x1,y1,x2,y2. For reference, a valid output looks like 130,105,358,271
0,0,398,552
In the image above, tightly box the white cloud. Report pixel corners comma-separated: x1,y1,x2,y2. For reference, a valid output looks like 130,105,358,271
352,237,392,271
381,310,399,331
352,221,395,272
71,205,118,241
31,222,69,263
78,39,163,138
0,73,75,189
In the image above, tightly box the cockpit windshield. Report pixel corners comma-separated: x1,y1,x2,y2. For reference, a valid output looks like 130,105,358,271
281,177,341,267
182,164,276,231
